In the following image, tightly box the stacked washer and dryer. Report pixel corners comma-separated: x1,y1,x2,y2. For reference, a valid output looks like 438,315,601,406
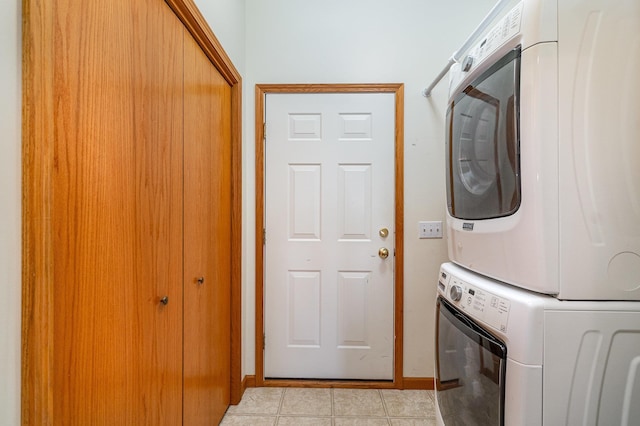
432,0,640,424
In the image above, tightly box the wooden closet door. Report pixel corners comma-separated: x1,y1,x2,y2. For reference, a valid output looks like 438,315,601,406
52,0,184,424
183,31,233,425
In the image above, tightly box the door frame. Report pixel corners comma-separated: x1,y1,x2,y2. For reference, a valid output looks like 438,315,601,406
255,83,405,388
21,0,243,421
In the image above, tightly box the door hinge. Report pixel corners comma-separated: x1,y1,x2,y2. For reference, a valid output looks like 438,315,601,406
263,122,266,141
263,228,266,245
263,333,266,350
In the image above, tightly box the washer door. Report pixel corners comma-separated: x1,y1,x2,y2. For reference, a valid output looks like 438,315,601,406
435,297,507,426
446,47,521,220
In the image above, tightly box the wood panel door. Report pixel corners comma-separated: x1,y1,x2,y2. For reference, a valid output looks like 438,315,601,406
183,30,233,425
51,0,184,424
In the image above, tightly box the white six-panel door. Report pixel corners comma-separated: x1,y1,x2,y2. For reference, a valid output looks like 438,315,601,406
264,92,395,380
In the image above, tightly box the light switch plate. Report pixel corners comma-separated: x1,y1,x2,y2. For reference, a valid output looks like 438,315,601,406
418,221,443,239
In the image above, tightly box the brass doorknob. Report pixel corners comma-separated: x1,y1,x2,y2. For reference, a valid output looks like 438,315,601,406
379,228,389,238
378,247,389,259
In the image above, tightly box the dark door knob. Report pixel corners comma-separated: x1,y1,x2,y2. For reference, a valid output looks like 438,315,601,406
160,296,169,305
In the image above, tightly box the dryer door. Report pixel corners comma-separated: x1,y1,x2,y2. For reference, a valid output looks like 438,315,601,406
446,47,521,220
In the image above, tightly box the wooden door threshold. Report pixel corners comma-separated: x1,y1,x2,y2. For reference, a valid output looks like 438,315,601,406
260,379,398,389
241,375,434,392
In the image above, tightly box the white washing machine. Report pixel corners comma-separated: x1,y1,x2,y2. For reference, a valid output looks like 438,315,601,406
435,262,640,425
445,0,640,300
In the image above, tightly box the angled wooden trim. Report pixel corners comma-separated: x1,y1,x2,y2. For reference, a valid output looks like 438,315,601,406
165,0,241,85
255,83,405,388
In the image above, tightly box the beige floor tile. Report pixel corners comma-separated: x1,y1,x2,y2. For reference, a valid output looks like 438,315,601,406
279,388,332,416
381,390,435,417
334,417,391,426
220,414,277,425
277,416,333,425
333,389,386,417
389,418,436,426
221,387,438,424
226,387,284,415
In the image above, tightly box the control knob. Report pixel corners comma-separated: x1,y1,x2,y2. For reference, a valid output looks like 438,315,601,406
449,285,463,302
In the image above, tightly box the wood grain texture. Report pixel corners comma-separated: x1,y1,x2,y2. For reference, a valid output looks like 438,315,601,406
166,0,243,405
183,29,232,425
24,0,243,420
254,84,405,389
51,1,185,423
22,0,55,422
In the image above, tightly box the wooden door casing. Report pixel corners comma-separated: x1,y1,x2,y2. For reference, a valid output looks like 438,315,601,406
52,0,184,423
183,30,232,425
254,84,405,389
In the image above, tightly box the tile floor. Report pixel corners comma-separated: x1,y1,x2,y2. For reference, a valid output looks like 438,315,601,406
221,387,436,425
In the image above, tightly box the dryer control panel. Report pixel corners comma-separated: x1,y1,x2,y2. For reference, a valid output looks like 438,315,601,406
438,269,512,333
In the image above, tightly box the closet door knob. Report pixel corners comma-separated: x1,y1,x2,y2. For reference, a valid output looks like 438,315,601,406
196,277,205,285
160,296,169,305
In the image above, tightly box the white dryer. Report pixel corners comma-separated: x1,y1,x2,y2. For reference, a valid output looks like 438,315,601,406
445,0,640,300
435,262,640,425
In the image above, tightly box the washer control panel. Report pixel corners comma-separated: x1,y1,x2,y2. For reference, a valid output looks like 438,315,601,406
465,2,523,73
438,269,511,333
448,2,523,96
449,284,463,301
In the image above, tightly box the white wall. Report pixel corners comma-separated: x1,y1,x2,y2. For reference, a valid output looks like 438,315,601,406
243,0,496,378
194,0,246,75
0,0,22,423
